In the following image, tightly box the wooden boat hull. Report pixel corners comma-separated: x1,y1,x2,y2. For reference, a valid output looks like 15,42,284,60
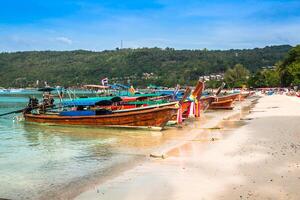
200,94,237,110
209,99,234,110
216,93,239,102
205,93,238,110
24,106,178,130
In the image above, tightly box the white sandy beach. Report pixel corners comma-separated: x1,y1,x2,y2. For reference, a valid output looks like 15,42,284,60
76,95,300,200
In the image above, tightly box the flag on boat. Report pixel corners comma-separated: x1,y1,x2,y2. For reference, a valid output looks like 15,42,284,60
101,77,108,86
129,86,135,95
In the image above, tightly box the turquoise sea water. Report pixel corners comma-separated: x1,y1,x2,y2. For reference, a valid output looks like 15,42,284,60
0,93,168,199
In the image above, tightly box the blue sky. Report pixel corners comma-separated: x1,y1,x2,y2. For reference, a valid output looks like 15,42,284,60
0,0,300,51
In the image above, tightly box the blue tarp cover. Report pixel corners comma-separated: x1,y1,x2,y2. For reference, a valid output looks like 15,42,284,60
59,110,96,116
62,96,122,106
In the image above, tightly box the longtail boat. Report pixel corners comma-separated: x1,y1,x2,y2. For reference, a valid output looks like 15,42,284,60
22,87,191,130
207,94,238,110
23,105,177,131
204,82,238,110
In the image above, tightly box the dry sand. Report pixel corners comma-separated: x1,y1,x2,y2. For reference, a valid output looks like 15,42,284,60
75,95,300,200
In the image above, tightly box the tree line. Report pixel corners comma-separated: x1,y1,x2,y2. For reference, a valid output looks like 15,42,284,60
212,45,300,89
0,45,293,88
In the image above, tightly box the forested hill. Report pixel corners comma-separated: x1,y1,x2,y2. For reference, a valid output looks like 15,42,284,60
0,45,292,87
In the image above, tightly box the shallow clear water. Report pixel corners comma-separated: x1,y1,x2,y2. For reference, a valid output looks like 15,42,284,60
0,93,169,199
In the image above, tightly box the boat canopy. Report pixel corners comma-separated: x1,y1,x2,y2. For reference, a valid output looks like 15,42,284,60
62,96,122,107
131,93,161,97
121,96,148,102
155,90,184,99
108,84,130,89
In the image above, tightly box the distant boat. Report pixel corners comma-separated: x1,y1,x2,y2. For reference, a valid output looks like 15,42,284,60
202,93,240,110
0,88,6,93
7,88,24,93
217,93,240,102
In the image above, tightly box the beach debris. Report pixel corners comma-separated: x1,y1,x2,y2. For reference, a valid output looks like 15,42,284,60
191,138,220,142
150,153,167,159
249,110,266,113
176,125,183,129
266,106,279,109
240,117,254,121
207,126,222,130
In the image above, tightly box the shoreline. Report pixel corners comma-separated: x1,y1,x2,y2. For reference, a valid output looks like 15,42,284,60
74,97,259,200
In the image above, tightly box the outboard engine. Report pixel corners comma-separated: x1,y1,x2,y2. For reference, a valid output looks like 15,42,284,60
23,97,39,114
28,97,39,108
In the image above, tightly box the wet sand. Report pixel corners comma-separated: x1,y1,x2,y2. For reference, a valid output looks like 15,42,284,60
75,95,300,200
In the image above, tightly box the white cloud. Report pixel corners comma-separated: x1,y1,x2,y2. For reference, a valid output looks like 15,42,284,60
55,36,73,45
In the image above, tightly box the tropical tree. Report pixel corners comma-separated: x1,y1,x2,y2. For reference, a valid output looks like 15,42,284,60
278,45,300,86
248,71,264,88
248,69,280,88
264,69,280,87
287,63,300,85
224,64,250,88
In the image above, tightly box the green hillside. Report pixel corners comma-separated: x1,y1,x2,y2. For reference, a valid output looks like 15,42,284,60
0,45,292,87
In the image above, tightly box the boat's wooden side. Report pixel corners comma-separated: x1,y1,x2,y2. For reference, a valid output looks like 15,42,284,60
238,92,250,101
216,93,239,102
208,99,234,110
194,93,238,111
24,106,178,129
